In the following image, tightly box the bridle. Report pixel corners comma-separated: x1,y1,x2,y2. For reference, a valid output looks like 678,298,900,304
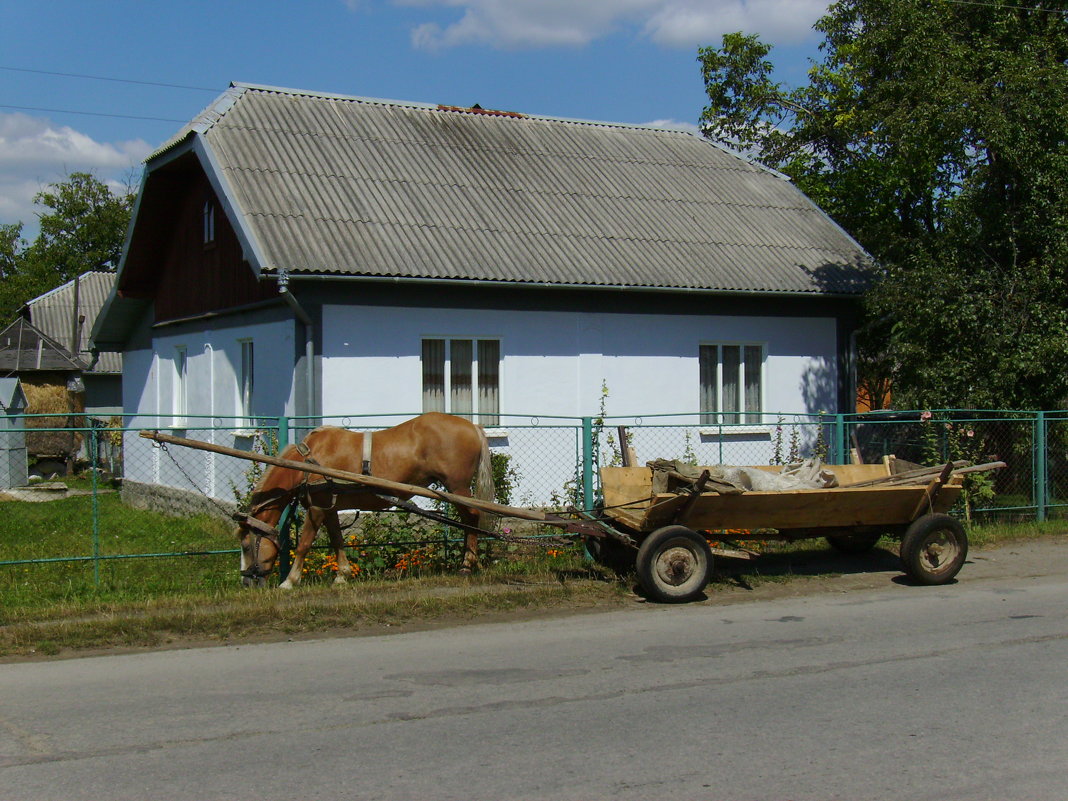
236,512,283,582
235,435,372,583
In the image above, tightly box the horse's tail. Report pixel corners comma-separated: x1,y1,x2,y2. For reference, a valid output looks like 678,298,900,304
474,426,497,531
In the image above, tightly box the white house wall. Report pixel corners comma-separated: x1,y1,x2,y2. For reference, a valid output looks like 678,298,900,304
323,305,838,417
121,318,297,498
322,304,841,503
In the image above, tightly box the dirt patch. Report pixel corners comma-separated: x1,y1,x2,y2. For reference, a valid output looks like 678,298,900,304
0,483,104,502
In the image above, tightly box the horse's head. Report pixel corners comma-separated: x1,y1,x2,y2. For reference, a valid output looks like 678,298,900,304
235,515,281,587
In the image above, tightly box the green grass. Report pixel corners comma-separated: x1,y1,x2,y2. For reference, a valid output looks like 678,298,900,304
0,493,235,612
2,491,1065,658
0,494,624,656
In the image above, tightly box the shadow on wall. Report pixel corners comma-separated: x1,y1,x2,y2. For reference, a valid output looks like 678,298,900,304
801,357,837,416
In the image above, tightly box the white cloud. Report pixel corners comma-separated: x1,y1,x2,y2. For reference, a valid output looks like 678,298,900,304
644,118,701,135
396,0,829,50
0,112,151,234
643,0,828,47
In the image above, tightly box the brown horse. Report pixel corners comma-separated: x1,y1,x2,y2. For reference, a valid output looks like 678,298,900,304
235,412,495,587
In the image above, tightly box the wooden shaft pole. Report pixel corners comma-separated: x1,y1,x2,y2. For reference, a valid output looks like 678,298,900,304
138,429,552,522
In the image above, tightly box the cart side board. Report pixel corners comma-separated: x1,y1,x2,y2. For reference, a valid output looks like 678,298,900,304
600,465,963,534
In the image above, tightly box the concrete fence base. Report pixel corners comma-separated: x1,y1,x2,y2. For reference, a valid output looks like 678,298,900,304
121,480,238,520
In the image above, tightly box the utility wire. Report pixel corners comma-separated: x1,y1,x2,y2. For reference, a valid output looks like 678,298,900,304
0,103,187,123
940,0,1068,12
0,65,217,92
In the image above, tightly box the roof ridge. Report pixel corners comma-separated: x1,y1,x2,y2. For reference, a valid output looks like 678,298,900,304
229,81,700,135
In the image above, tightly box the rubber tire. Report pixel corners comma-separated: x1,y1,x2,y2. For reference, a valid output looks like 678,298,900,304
635,525,713,604
585,535,637,575
900,513,968,585
827,533,881,555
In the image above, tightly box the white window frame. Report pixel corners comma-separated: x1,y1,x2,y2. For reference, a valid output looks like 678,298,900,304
700,342,765,425
421,337,500,426
202,200,215,245
173,345,188,428
238,339,254,421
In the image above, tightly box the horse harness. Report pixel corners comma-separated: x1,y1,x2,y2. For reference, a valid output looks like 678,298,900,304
238,433,374,579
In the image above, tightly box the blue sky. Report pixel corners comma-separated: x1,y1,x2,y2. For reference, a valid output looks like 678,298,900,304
1,0,829,239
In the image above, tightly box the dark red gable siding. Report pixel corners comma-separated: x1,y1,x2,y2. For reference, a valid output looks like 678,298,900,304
142,169,278,323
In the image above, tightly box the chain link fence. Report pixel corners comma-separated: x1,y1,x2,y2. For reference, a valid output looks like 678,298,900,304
1,409,1064,595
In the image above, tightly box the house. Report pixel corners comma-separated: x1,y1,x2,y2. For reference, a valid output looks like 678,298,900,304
23,271,122,417
91,82,872,503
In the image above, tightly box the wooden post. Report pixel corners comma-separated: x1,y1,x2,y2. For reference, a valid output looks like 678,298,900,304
909,461,955,521
617,425,637,468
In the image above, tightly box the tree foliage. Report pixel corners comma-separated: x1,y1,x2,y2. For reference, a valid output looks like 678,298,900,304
698,1,1068,409
0,172,133,325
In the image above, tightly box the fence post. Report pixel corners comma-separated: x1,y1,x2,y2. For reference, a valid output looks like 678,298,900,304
1035,411,1047,522
90,426,101,587
581,417,594,512
275,416,293,582
834,413,847,464
277,415,289,452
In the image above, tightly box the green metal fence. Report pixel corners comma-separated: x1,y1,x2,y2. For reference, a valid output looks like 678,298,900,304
1,409,1064,589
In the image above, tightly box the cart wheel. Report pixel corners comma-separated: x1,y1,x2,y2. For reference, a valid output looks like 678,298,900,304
827,533,881,555
636,525,712,603
585,535,636,575
900,514,968,585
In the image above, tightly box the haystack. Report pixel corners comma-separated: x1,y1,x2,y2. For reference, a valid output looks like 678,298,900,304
21,374,85,460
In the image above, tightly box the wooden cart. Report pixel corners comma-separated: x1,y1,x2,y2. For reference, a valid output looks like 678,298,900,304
594,460,998,603
141,430,999,605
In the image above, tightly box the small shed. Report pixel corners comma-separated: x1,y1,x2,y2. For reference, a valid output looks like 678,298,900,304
23,272,122,415
0,377,28,488
0,317,87,466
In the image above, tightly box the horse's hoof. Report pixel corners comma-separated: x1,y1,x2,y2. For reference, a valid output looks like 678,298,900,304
279,580,294,590
458,566,473,575
333,576,348,585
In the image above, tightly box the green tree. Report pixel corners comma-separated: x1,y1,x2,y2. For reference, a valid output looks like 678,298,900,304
27,171,134,281
698,2,1068,409
0,222,35,325
0,173,134,324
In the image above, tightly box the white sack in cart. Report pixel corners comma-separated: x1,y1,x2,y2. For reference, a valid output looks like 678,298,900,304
718,458,839,491
647,457,838,494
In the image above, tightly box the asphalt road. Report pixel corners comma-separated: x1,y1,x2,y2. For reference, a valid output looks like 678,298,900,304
2,539,1067,801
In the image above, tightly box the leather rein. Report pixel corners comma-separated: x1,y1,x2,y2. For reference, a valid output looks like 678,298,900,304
237,435,373,580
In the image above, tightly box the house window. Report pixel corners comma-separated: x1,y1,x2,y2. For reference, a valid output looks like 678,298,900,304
422,338,500,426
203,200,215,245
700,343,763,425
239,340,254,419
173,346,188,427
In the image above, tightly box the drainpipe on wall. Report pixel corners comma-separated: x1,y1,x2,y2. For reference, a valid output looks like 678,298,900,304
275,267,315,421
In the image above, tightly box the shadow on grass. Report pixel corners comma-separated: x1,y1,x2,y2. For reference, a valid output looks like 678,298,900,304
552,566,619,584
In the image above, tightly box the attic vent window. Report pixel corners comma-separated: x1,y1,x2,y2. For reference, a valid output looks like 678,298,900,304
203,200,216,245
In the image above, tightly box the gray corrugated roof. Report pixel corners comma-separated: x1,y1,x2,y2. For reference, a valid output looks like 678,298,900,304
0,318,88,373
176,83,871,295
25,272,121,374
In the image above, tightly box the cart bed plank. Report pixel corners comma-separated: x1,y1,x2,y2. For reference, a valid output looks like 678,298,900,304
642,483,961,531
600,464,960,533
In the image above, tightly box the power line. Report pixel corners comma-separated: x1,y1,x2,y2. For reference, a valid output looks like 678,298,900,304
0,103,187,123
0,65,217,92
940,0,1068,12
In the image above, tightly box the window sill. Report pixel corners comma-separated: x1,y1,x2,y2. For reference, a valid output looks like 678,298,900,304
483,428,509,441
231,429,259,438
